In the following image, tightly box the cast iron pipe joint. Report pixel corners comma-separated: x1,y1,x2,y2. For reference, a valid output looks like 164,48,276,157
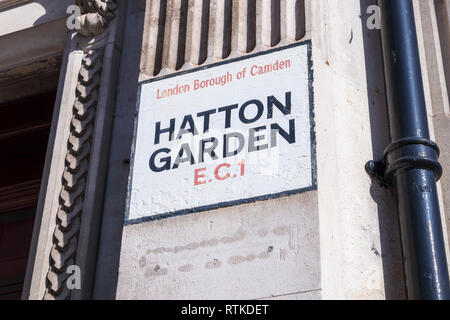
366,137,443,188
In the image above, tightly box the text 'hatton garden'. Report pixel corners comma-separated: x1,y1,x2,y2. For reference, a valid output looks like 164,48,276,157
128,44,312,220
148,91,297,174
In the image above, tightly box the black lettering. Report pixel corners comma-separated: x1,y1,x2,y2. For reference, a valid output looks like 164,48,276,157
176,115,198,139
267,92,292,118
249,126,269,152
199,137,219,163
271,120,296,146
197,109,216,133
172,143,195,169
239,99,264,124
154,119,175,145
223,132,245,158
149,148,171,172
218,104,238,129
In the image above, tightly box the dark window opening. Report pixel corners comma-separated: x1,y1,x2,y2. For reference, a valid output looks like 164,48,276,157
0,90,57,300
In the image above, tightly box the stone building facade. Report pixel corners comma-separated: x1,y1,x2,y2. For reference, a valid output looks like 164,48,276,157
0,0,449,300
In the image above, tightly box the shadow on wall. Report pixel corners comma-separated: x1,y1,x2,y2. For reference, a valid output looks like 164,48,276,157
91,0,146,299
32,0,73,27
359,0,407,300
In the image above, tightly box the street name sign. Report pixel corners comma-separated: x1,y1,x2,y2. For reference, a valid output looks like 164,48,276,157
126,41,315,224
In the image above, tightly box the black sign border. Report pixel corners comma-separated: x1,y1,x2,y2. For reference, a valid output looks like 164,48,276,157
125,40,316,226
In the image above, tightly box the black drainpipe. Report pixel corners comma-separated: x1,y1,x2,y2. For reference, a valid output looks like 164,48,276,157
366,0,450,299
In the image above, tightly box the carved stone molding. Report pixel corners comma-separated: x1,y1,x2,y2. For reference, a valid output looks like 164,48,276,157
76,0,118,37
43,0,117,300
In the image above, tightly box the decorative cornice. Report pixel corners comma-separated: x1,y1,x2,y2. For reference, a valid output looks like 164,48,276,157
43,0,117,300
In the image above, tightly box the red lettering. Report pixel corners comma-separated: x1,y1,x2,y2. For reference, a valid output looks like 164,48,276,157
194,167,207,186
238,160,245,176
215,163,231,181
194,79,200,90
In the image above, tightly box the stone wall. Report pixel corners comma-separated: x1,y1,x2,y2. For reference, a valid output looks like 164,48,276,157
0,0,444,300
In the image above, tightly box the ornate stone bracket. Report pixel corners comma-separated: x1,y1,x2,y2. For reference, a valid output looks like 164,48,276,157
43,0,118,300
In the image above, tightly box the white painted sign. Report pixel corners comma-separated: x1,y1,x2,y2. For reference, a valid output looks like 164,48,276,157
126,42,315,224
